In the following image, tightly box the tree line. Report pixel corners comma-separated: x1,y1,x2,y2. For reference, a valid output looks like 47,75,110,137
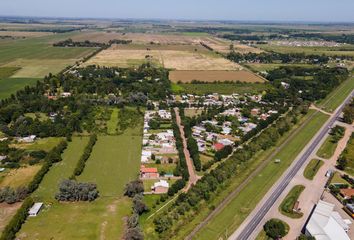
55,179,99,202
71,134,97,177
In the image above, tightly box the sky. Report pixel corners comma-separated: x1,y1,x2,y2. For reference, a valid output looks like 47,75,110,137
1,0,354,22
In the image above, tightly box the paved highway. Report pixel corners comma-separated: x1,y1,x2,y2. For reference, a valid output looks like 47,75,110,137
231,90,354,240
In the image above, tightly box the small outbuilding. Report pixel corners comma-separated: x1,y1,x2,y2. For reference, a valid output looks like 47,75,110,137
28,202,43,217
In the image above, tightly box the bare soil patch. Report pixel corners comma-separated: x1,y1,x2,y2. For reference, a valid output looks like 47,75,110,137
0,202,22,232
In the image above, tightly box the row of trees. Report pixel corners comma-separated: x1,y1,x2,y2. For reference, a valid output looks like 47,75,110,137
227,51,334,64
343,97,354,124
152,105,307,237
72,134,97,177
180,109,202,171
124,180,146,240
55,179,99,202
53,38,132,48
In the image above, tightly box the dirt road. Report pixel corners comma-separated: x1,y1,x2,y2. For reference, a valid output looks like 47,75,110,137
174,108,198,190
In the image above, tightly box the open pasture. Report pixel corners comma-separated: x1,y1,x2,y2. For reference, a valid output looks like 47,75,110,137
169,70,264,83
78,131,142,196
173,82,271,94
11,137,64,152
33,137,89,201
0,31,53,38
257,43,354,57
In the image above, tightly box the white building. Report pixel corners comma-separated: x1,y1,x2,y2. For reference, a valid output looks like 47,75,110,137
28,202,43,217
305,200,351,240
18,135,36,143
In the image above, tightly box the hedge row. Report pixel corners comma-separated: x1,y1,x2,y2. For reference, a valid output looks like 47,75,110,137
72,134,97,177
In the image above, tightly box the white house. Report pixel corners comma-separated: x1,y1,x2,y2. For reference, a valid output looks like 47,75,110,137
18,135,36,143
305,200,351,240
28,202,43,217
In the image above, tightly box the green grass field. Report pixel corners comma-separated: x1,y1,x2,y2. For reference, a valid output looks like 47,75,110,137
173,82,272,95
78,131,142,196
32,137,89,201
18,120,143,239
12,137,64,152
318,76,354,112
246,63,314,72
343,134,354,176
0,33,96,98
193,111,328,240
106,108,119,135
303,159,324,180
317,135,338,159
279,185,305,218
257,44,354,57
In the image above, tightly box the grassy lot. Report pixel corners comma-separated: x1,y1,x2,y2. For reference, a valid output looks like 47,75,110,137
246,63,314,72
279,185,305,218
317,135,338,159
0,202,22,233
78,131,142,197
19,121,143,239
0,165,42,188
255,230,271,240
331,172,350,185
24,112,49,121
303,159,324,180
0,67,20,78
18,197,131,240
144,163,176,174
193,111,328,240
107,108,119,135
12,137,64,152
0,77,39,99
257,44,354,57
318,76,354,112
173,82,272,95
32,137,89,201
343,134,354,176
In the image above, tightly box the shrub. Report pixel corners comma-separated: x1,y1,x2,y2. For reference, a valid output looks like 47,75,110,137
263,219,288,239
55,179,99,202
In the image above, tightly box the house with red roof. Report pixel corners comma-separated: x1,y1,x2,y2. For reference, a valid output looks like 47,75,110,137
213,143,225,151
140,165,159,179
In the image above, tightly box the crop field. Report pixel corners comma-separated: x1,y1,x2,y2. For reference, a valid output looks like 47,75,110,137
85,47,242,71
173,82,272,95
0,33,95,77
193,111,329,240
169,70,264,83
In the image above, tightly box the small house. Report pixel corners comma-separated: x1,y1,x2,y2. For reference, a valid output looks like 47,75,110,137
151,180,169,194
140,165,159,179
28,202,43,217
340,189,354,200
213,143,225,152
